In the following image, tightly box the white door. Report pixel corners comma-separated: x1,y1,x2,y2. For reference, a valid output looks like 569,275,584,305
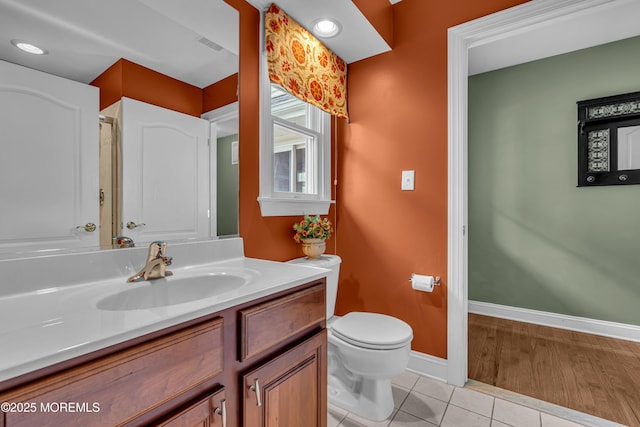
0,60,99,253
121,98,210,245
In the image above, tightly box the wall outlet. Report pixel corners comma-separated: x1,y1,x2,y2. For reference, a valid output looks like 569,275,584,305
401,170,415,190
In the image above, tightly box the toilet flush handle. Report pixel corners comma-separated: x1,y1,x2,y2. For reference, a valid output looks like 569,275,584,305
249,378,262,407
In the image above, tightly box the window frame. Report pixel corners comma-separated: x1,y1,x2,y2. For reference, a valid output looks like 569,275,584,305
258,46,333,217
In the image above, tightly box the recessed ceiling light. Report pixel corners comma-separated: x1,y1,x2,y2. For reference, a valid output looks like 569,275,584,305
312,18,341,38
11,39,48,55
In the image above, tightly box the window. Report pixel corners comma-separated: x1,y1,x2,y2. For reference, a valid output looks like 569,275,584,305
258,79,333,216
271,84,319,194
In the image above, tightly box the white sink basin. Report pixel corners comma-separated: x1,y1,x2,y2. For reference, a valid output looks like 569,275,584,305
96,273,250,311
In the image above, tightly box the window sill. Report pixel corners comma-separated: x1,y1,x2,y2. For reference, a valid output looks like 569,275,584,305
257,197,335,217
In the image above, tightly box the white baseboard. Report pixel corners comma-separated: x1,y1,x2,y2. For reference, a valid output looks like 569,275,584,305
407,351,448,383
469,300,640,343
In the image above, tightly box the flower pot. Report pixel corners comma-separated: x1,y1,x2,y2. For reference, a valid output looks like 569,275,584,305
301,238,326,260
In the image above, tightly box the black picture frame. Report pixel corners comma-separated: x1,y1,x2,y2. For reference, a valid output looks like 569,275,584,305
577,90,640,187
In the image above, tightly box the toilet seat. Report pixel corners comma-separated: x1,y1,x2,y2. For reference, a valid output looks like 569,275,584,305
331,312,413,350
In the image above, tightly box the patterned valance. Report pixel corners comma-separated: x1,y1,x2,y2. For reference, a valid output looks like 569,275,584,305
265,3,348,119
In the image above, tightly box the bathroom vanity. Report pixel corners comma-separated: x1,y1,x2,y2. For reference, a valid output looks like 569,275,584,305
0,239,328,427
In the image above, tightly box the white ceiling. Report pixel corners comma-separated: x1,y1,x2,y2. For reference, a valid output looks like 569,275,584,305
0,0,239,88
0,0,401,91
244,0,391,64
469,0,640,75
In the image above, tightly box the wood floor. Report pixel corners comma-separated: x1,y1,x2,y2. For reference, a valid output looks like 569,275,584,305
468,313,640,427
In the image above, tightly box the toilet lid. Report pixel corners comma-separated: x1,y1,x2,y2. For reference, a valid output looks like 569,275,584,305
331,312,413,350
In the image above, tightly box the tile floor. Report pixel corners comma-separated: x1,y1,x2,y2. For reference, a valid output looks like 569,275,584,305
328,371,626,427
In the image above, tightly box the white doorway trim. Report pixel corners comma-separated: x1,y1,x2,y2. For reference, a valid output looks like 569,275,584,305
446,0,633,387
202,101,239,238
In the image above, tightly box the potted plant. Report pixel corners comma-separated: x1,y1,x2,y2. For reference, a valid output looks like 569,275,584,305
293,214,332,259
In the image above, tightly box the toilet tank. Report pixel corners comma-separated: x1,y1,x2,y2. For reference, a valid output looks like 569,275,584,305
288,255,341,319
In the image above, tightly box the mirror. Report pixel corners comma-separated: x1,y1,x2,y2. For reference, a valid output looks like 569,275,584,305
0,0,239,256
617,125,640,170
577,90,640,186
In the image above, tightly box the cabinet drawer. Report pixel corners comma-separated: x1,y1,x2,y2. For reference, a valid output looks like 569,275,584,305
239,282,325,361
0,318,224,427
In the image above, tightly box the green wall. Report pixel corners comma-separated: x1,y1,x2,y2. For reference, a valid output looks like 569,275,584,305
217,134,239,236
468,36,640,326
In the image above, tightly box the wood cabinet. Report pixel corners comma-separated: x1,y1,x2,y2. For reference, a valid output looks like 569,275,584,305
242,330,327,427
239,283,326,427
239,284,325,361
0,280,326,427
156,388,226,427
0,318,224,427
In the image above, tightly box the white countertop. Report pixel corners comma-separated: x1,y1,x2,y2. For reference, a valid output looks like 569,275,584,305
0,239,328,384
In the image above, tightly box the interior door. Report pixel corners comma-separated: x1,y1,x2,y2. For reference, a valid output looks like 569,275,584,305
0,60,99,253
121,98,210,245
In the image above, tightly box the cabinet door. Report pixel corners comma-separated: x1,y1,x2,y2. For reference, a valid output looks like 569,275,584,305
121,97,210,244
0,60,99,253
156,388,227,427
242,330,327,427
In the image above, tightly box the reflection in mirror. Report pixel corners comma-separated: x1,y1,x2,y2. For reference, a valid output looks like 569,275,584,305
99,115,118,248
617,125,640,170
0,0,238,257
207,104,239,236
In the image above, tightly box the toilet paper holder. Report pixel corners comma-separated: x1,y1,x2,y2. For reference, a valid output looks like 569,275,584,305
408,273,441,286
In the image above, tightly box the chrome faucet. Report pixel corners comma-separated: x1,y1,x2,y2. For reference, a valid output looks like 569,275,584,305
127,240,173,282
113,236,135,248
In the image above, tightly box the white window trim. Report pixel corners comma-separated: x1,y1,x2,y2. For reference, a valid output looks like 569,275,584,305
258,12,334,217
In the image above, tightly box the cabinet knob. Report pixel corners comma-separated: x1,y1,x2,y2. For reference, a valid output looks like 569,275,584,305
76,223,96,232
214,399,227,427
126,221,146,230
249,379,262,407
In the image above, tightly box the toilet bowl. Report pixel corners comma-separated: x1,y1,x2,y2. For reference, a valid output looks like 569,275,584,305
289,255,413,422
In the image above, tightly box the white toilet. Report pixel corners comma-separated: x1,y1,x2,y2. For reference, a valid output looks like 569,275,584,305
289,255,413,421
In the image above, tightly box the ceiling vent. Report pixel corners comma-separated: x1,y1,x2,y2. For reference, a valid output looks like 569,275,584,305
198,36,224,52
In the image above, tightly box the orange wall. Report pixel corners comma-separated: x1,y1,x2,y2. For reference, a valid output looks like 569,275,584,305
203,73,239,113
224,0,338,261
90,59,123,111
228,0,528,358
91,59,203,116
335,0,528,359
352,0,394,48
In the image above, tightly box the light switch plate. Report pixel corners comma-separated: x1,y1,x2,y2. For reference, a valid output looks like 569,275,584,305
401,170,415,190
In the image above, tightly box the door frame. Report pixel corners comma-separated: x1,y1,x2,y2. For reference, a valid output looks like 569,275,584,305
202,102,239,237
446,0,631,386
